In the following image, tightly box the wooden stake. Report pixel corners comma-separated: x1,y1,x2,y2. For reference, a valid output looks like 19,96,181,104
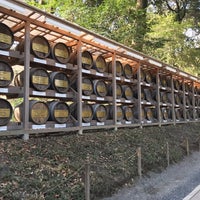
85,155,90,200
166,142,169,167
137,147,142,178
186,138,189,156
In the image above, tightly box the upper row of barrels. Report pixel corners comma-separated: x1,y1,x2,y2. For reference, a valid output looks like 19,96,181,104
0,22,198,91
0,22,134,79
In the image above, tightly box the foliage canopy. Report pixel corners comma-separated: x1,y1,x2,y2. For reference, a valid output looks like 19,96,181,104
26,0,200,75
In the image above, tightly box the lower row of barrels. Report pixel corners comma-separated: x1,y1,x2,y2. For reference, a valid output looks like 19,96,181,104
0,98,198,126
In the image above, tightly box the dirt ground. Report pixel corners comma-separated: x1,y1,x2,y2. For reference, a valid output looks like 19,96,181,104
0,123,200,199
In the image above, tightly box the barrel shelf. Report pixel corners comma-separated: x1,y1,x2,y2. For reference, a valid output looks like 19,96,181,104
116,98,136,104
0,50,23,60
115,120,139,126
82,68,112,79
160,102,172,107
141,120,158,125
82,120,113,127
114,121,140,128
140,81,156,88
29,88,75,100
28,120,76,130
82,95,113,102
30,56,77,71
0,86,23,96
0,122,23,131
161,121,173,125
141,100,155,106
116,76,138,85
81,124,117,131
159,86,171,92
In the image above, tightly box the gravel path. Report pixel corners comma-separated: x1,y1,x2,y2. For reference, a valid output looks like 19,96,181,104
103,152,200,200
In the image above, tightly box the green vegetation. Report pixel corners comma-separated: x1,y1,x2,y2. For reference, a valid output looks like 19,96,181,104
26,0,200,75
0,123,199,199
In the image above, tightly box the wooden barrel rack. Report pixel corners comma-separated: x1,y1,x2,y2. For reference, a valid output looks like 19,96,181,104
0,1,200,137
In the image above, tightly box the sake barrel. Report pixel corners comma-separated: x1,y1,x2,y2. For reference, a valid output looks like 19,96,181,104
93,79,108,97
15,68,50,91
123,106,134,121
133,106,146,120
140,69,145,81
108,105,124,121
108,61,123,77
14,100,49,124
31,36,51,58
70,103,93,123
122,85,133,100
173,79,180,90
30,68,50,91
50,71,70,93
82,50,93,70
175,108,182,120
48,101,70,123
160,92,168,103
82,103,93,123
160,76,167,87
110,106,124,122
116,84,123,99
194,86,198,94
116,106,124,121
133,87,145,100
195,97,199,107
144,88,153,102
184,83,190,93
145,71,152,84
82,78,93,96
123,64,133,79
51,42,70,64
194,109,198,119
0,22,14,50
93,55,107,73
174,94,181,105
92,104,108,122
108,84,123,99
167,93,172,104
141,88,146,100
145,107,154,121
161,107,169,120
185,96,191,106
14,72,23,87
186,109,192,120
166,77,171,87
0,61,14,87
0,99,13,126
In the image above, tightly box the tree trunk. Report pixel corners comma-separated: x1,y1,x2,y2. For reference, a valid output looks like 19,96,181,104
133,0,148,51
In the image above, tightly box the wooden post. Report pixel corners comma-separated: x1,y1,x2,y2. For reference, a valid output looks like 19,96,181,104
85,155,90,200
137,147,142,178
23,21,31,140
186,138,189,156
198,139,200,152
112,52,117,131
156,69,161,127
166,142,170,167
77,40,83,135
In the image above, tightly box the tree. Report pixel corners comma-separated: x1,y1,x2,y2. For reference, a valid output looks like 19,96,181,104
26,0,200,75
133,0,148,51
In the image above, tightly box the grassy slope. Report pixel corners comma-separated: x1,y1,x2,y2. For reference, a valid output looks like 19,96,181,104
0,123,200,200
